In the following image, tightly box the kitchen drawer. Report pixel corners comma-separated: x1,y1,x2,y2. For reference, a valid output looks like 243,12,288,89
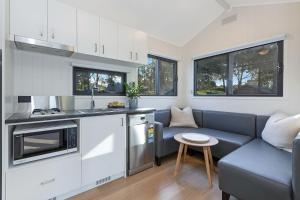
6,154,81,200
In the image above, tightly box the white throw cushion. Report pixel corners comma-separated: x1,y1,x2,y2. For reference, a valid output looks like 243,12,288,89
262,112,300,152
169,106,198,128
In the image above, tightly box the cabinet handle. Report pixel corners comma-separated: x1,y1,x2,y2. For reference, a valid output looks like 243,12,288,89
130,51,133,60
102,45,105,55
40,32,43,37
136,52,138,61
51,32,55,39
40,178,55,186
94,43,98,53
121,118,124,126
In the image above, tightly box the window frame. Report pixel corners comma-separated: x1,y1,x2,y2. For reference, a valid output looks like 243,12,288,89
193,41,284,97
73,67,127,96
139,54,178,96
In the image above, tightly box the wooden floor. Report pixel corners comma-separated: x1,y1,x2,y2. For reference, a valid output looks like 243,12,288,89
70,155,236,200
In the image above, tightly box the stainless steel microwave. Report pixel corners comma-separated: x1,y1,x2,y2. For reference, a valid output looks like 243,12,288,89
12,121,78,165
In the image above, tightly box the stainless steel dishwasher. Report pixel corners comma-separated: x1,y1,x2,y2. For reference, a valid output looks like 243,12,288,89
127,113,155,176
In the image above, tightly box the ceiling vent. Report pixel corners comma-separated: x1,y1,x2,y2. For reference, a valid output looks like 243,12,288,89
222,14,238,25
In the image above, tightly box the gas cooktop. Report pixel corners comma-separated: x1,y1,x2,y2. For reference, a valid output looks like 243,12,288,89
30,108,65,118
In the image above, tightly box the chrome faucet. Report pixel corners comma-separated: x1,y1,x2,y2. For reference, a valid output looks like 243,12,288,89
91,87,98,109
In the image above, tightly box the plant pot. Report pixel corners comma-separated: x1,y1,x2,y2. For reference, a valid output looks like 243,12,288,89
128,97,138,109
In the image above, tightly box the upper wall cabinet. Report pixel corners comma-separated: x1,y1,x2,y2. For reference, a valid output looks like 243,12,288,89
99,17,118,59
10,0,48,41
77,9,100,56
118,24,135,63
48,0,77,47
133,31,148,64
118,24,148,65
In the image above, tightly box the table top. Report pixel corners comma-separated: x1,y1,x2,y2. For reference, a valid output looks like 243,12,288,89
174,133,219,147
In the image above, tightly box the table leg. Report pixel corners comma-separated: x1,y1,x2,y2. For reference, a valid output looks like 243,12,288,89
203,146,212,187
208,147,215,172
174,143,184,176
183,144,188,162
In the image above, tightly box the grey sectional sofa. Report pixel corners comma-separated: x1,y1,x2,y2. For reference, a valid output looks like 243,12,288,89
154,109,299,200
154,109,256,164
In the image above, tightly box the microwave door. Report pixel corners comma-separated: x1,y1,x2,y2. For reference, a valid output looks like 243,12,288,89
13,129,68,165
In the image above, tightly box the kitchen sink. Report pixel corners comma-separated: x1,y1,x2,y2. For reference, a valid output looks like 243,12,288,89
78,108,124,114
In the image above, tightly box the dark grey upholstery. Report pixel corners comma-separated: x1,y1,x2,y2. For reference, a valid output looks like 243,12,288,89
192,109,203,127
202,110,256,137
219,139,293,200
154,109,256,159
154,109,171,127
187,128,252,158
293,135,300,200
256,115,270,138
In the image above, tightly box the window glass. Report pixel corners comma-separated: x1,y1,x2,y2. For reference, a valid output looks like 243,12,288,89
73,67,126,96
194,41,283,97
138,57,157,95
231,43,280,95
194,54,227,95
138,55,177,96
159,60,176,95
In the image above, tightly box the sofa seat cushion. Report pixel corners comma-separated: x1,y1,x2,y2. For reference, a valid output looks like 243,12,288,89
160,127,192,156
188,128,252,158
219,139,292,200
163,127,193,139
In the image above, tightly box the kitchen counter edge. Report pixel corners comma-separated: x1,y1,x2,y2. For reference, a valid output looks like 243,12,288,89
5,108,156,125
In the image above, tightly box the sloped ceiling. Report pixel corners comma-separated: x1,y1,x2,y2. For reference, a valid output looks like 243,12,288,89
59,0,300,47
227,0,300,7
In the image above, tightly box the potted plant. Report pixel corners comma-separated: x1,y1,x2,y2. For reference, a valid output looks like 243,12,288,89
125,82,143,109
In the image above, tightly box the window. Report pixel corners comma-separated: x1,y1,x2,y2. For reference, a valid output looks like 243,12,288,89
138,55,177,96
194,41,283,96
73,67,126,96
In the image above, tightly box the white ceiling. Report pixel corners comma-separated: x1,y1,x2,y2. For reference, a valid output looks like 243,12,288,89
227,0,300,7
59,0,300,47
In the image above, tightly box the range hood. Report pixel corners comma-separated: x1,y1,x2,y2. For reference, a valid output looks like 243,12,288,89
14,35,74,57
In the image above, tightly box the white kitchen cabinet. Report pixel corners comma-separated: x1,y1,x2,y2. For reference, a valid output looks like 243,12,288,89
77,9,100,56
10,0,47,41
81,114,126,186
6,154,81,200
48,0,77,46
118,24,148,64
99,17,118,59
118,24,135,62
133,30,148,64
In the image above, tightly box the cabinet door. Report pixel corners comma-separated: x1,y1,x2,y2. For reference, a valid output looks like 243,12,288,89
48,0,77,46
81,114,126,186
133,30,148,64
118,24,134,62
10,0,47,40
6,155,81,200
77,9,100,56
100,18,118,59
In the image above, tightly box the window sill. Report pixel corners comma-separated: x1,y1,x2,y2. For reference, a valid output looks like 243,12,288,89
140,96,178,99
191,96,286,101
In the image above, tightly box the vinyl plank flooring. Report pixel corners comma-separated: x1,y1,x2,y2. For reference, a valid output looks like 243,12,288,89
69,155,237,200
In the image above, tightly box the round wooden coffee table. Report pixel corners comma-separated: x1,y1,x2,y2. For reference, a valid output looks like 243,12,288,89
174,133,219,187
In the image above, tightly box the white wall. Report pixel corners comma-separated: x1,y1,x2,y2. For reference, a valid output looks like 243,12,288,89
139,37,184,109
0,0,2,49
11,36,184,110
182,3,300,115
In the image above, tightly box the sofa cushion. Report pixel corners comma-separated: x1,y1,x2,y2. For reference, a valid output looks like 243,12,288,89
202,110,256,137
169,106,198,128
256,115,269,138
192,109,203,127
219,139,292,200
188,128,252,158
155,110,171,127
262,112,300,152
160,127,192,156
